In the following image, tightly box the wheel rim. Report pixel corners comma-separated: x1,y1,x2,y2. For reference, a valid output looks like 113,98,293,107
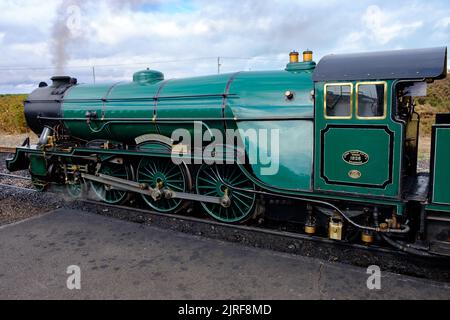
66,181,83,198
196,165,256,223
137,157,188,213
66,180,88,199
91,163,131,204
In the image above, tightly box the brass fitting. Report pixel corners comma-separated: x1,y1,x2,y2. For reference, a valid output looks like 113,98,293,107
361,231,374,245
305,224,316,235
329,215,343,241
305,205,316,235
289,51,299,63
303,50,313,62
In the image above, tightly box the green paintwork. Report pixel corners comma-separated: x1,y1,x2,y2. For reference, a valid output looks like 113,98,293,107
322,127,391,186
137,156,188,213
426,203,450,213
196,164,256,223
314,81,403,198
61,68,315,192
236,120,313,191
285,61,316,72
431,125,450,209
29,155,47,177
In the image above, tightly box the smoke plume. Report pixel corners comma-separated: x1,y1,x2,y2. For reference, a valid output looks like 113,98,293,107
51,0,82,75
51,0,160,75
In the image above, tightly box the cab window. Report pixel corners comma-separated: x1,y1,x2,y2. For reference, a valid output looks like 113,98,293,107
325,84,352,118
357,83,386,119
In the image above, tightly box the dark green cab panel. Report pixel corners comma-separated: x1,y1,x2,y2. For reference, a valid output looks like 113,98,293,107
320,127,392,187
314,80,403,198
431,125,450,208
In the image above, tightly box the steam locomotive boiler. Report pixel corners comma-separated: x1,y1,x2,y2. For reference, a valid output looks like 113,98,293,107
6,47,450,257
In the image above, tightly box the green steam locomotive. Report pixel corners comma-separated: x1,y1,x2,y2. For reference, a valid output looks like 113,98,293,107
6,47,450,257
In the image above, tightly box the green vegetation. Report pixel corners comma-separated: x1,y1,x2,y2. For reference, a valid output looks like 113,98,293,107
416,76,450,136
0,94,28,134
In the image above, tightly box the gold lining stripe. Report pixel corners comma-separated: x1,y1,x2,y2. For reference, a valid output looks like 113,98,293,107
355,81,388,120
324,83,353,120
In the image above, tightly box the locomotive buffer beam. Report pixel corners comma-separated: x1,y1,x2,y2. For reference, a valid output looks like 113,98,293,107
81,173,229,206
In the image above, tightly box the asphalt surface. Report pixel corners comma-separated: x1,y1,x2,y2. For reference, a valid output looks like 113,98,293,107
0,209,449,300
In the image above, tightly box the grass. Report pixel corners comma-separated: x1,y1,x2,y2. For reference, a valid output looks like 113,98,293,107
416,76,450,136
0,94,29,134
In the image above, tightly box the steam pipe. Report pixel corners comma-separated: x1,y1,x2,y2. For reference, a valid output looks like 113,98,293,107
38,126,52,145
372,207,434,257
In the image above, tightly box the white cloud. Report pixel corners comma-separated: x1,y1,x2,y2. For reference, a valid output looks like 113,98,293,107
362,5,423,45
435,16,450,29
0,0,449,93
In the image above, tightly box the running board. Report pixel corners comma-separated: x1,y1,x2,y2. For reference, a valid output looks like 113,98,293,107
81,173,229,206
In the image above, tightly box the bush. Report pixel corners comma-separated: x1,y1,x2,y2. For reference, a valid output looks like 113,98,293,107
0,94,29,134
415,76,450,136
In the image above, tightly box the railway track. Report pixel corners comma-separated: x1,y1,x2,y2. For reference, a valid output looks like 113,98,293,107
0,172,448,282
0,146,16,154
0,183,36,192
0,173,31,181
0,178,414,256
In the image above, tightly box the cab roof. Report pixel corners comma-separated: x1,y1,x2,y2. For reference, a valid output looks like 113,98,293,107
312,47,447,82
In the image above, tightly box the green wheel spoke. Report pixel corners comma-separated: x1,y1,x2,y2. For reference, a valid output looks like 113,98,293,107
198,177,216,186
91,163,130,205
203,170,219,183
233,178,251,187
196,165,255,223
233,190,254,200
167,179,184,183
166,183,184,191
198,185,216,190
144,166,156,176
139,171,154,180
165,172,181,180
233,194,251,209
137,157,188,213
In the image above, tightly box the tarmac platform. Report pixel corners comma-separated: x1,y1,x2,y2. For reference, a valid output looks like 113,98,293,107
0,209,449,300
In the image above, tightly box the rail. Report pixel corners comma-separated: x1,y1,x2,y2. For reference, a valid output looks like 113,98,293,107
0,146,16,154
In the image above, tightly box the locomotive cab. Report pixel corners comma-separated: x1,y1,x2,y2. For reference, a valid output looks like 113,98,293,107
312,47,448,206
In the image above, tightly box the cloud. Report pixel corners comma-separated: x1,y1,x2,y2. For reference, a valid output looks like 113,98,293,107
0,0,449,93
361,5,423,45
435,16,450,29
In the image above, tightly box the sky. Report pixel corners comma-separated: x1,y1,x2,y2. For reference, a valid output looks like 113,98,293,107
0,0,449,93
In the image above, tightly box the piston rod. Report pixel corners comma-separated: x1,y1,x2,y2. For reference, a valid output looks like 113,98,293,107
81,173,226,206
